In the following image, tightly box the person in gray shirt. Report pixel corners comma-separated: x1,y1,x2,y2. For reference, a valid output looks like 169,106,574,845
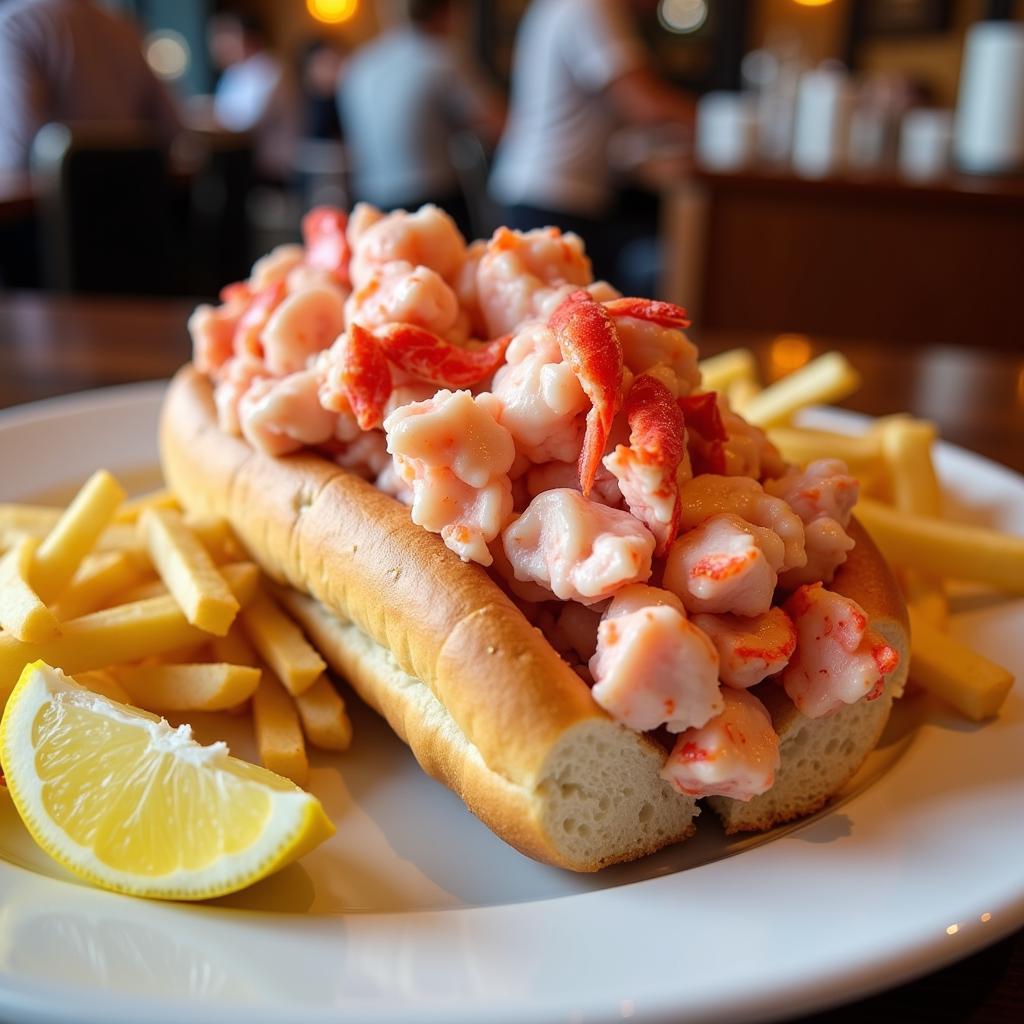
338,0,502,238
0,0,180,172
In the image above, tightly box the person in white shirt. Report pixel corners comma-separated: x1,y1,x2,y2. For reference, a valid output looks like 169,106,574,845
338,0,503,238
489,0,694,282
209,11,299,184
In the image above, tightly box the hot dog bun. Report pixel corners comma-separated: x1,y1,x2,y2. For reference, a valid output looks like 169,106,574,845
160,365,909,868
161,365,698,870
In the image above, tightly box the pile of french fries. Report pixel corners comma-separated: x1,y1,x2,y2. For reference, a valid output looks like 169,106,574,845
0,471,351,788
699,347,1019,722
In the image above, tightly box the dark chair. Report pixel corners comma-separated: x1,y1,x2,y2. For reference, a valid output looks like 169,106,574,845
31,122,180,295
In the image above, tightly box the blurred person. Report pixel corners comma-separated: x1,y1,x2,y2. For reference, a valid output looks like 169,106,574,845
0,0,180,172
298,38,347,142
338,0,504,238
209,10,299,184
489,0,695,283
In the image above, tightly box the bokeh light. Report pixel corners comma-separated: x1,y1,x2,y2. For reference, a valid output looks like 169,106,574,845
769,334,813,380
307,0,358,25
658,0,708,35
793,0,835,7
144,31,190,81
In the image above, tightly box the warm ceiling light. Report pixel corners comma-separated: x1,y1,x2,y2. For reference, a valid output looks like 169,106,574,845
307,0,358,25
144,30,190,81
769,334,813,380
658,0,708,34
793,0,835,6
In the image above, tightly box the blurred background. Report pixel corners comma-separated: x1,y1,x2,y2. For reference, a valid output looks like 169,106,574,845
0,0,1022,350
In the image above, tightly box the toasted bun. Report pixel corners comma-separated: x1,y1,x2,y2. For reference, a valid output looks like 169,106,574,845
161,366,698,871
708,519,910,833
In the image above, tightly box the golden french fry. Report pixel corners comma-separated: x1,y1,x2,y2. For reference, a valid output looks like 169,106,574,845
185,515,244,565
241,592,326,696
0,537,61,643
0,503,63,536
112,488,180,524
739,352,861,428
30,470,126,602
210,624,259,667
139,508,239,636
51,550,150,621
766,426,883,477
0,562,259,705
294,675,353,751
252,669,309,786
725,377,761,411
878,417,947,623
111,578,169,606
112,662,262,713
856,499,1024,593
697,348,758,393
72,668,134,705
908,609,1014,720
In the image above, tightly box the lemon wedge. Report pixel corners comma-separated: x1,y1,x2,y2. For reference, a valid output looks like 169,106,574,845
0,661,334,900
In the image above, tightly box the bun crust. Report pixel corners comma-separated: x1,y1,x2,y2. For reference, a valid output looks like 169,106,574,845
160,366,909,864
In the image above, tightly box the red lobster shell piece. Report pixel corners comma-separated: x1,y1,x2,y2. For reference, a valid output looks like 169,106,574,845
678,391,729,476
618,374,688,555
548,290,624,496
373,323,511,389
602,298,692,330
302,207,351,286
336,324,392,430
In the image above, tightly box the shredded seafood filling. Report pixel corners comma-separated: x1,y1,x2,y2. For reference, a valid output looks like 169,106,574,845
189,204,902,803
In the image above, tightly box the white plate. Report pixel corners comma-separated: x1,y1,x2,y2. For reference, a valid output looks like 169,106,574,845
0,383,1022,1024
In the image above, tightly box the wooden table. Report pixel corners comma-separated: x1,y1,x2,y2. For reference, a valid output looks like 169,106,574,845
0,293,1021,1022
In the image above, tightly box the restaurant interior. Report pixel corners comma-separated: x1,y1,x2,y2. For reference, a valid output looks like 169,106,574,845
0,1,1022,1022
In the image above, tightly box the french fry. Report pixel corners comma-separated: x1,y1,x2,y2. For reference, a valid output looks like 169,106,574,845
72,668,134,704
294,675,353,751
878,417,947,624
112,488,180,524
0,562,259,705
139,508,239,636
29,470,126,602
112,662,262,713
51,550,150,621
252,669,309,786
211,624,259,667
908,609,1014,720
739,352,861,428
241,592,326,696
112,578,169,606
766,426,883,478
185,515,244,565
1,514,143,557
0,537,61,643
856,498,1024,593
697,348,758,393
725,377,761,411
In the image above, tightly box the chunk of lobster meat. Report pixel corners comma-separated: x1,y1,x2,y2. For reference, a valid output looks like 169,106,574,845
603,374,689,556
261,284,347,376
718,396,787,480
345,260,461,337
238,369,338,457
453,239,487,336
691,607,797,689
678,391,729,475
213,355,268,435
678,474,807,572
660,688,780,801
384,389,516,489
548,290,624,496
551,602,603,664
318,324,392,430
189,301,243,378
590,588,722,734
491,322,589,464
302,206,350,286
502,488,654,605
383,382,441,417
373,322,511,389
663,513,784,618
349,204,466,290
397,463,512,566
233,279,288,362
250,243,305,291
603,582,686,619
476,226,593,336
767,459,859,587
782,583,901,719
346,201,385,246
334,430,392,480
488,531,557,603
525,459,624,509
608,312,700,396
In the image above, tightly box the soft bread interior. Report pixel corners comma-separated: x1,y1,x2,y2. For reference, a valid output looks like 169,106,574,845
279,590,699,870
